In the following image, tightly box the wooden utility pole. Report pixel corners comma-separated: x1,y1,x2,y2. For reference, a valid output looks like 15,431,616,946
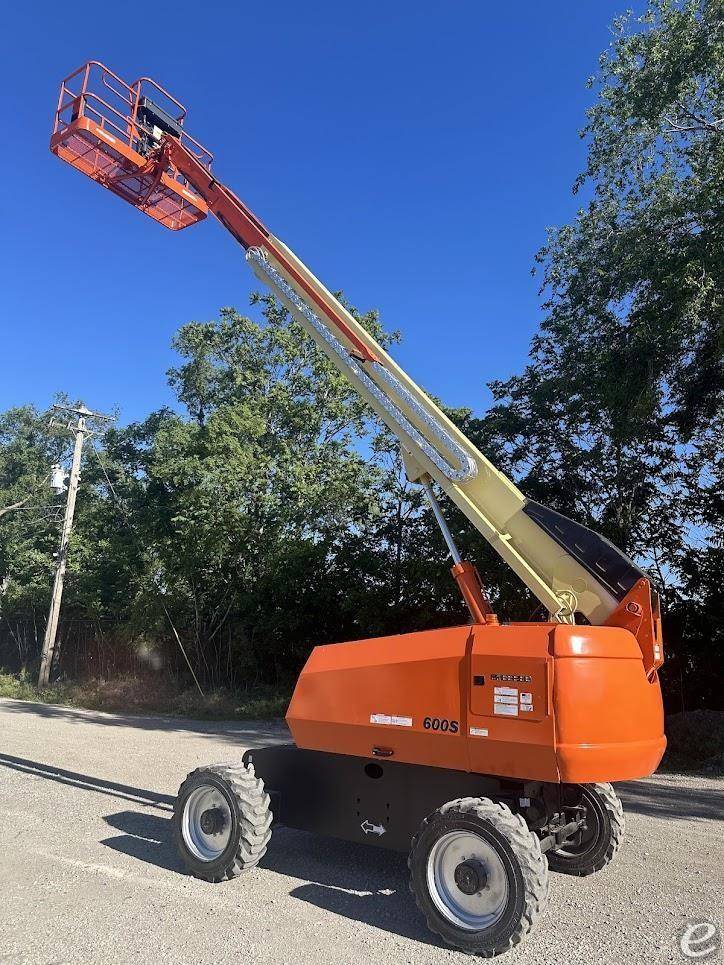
38,403,112,686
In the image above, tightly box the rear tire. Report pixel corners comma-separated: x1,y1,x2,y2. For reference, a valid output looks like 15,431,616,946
173,762,272,882
546,782,624,876
409,797,548,957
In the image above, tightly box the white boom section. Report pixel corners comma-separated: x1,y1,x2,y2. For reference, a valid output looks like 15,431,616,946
247,240,620,625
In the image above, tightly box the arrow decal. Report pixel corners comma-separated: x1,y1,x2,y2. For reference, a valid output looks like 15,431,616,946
360,819,386,836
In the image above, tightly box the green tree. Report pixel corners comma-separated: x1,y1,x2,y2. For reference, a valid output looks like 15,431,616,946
0,407,69,611
0,406,70,668
98,297,400,685
469,0,722,707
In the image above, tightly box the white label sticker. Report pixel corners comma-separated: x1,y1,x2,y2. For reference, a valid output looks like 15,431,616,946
391,715,413,727
494,686,518,697
494,703,518,716
520,692,533,705
469,727,489,737
370,713,412,727
494,694,518,705
520,704,534,713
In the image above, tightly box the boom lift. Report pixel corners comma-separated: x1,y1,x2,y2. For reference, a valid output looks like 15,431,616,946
51,63,666,957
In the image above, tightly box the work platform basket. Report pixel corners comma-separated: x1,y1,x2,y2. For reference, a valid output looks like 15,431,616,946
50,62,212,230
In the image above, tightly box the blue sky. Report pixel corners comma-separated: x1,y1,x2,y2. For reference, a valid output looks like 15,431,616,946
1,1,627,425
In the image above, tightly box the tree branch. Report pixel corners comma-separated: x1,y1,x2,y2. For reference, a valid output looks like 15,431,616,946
663,111,724,135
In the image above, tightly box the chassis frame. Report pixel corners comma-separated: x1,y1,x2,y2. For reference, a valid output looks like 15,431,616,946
243,744,585,854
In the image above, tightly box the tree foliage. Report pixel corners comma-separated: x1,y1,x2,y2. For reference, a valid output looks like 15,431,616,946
469,0,723,705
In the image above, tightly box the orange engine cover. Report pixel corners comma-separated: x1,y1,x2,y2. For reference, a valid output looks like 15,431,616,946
285,622,666,785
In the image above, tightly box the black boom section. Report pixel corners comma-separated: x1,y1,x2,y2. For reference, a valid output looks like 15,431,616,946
522,500,646,602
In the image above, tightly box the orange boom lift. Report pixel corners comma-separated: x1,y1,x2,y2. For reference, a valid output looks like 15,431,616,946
51,63,666,957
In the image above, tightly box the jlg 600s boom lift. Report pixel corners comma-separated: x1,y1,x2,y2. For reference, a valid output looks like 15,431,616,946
51,63,666,957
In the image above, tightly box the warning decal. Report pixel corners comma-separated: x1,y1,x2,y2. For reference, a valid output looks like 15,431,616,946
494,703,518,716
494,685,519,716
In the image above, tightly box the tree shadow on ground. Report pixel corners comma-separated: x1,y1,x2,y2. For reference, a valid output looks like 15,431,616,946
617,778,723,822
0,697,290,748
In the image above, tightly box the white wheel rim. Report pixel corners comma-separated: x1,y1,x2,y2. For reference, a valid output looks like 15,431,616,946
427,830,509,931
182,784,233,862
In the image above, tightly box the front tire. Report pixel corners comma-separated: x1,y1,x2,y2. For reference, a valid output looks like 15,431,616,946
409,797,549,957
173,762,272,882
546,782,624,876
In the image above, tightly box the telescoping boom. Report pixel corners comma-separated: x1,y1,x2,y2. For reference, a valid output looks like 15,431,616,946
49,62,663,672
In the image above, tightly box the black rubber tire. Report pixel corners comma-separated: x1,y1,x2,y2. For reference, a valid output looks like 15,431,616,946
173,762,272,882
546,782,624,876
408,797,549,957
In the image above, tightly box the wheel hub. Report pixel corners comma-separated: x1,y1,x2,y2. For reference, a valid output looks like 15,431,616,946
200,807,226,836
181,784,234,862
427,830,509,931
454,859,488,895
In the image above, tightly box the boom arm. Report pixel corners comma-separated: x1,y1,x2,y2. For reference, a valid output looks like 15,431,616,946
158,136,660,653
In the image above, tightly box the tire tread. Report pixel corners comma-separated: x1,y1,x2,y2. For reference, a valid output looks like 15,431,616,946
408,796,549,957
174,762,272,882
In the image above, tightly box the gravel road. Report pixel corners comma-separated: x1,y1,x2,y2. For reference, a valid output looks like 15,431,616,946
1,696,722,965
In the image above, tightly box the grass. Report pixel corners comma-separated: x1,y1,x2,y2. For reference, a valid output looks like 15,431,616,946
0,671,290,721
